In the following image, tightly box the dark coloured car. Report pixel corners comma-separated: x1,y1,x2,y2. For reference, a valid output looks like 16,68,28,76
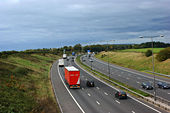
141,82,153,90
86,81,95,87
157,82,170,89
115,91,127,99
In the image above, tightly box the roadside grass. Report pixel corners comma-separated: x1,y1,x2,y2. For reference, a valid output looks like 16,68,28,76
95,51,170,75
119,48,164,53
76,56,150,97
0,53,60,113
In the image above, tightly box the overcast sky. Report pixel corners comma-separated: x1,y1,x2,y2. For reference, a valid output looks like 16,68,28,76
0,0,170,51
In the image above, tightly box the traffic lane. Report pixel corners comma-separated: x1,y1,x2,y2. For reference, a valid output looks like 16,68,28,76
72,60,167,113
51,61,82,113
92,56,170,83
83,57,170,100
59,67,117,113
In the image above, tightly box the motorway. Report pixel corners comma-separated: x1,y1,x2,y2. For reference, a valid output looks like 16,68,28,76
51,58,168,113
81,55,170,101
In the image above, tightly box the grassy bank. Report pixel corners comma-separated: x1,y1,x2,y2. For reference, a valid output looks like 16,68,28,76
119,48,164,53
0,53,60,113
95,51,170,75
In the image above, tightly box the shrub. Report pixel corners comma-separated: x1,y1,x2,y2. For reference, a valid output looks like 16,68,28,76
156,47,170,62
145,50,152,57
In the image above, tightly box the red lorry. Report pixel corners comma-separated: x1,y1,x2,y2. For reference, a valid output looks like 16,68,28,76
65,66,80,88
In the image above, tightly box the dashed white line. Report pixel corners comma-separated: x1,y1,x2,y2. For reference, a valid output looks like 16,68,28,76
137,81,140,84
168,93,170,95
96,87,100,90
115,100,120,104
104,92,108,95
76,58,162,113
118,75,121,77
96,101,100,105
132,111,135,113
126,77,130,80
85,78,88,80
82,88,84,90
87,93,91,96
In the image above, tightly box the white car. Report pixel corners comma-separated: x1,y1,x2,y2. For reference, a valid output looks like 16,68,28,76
63,54,67,59
58,59,64,67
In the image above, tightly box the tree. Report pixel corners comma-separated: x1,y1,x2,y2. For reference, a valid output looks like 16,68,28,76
73,44,82,53
145,50,152,57
156,47,170,62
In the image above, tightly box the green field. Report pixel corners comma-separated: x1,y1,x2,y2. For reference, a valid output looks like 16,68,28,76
0,53,60,113
95,51,170,75
119,48,164,53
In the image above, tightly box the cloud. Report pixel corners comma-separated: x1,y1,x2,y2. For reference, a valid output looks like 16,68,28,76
0,0,170,51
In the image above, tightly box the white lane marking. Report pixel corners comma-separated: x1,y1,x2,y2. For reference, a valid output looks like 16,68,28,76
57,64,85,113
104,92,108,95
168,93,170,95
75,59,162,113
118,75,121,77
137,82,140,84
130,96,162,113
82,88,84,90
115,100,120,104
87,93,91,97
96,87,100,90
132,111,135,113
51,65,64,113
85,78,88,80
126,77,129,80
96,101,100,105
93,57,170,84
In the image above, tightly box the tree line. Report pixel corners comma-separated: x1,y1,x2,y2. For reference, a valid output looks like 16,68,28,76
0,41,170,58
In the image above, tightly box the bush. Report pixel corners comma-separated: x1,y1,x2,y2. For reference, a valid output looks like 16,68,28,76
156,47,170,62
145,50,152,57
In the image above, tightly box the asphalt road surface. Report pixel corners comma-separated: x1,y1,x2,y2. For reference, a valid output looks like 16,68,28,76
51,58,168,113
81,55,170,101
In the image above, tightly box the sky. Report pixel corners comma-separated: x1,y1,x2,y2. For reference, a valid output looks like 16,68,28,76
0,0,170,51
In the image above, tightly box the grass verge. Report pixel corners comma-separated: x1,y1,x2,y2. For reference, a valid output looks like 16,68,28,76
0,53,60,113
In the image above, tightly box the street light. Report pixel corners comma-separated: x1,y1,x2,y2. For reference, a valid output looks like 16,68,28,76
105,40,115,80
139,35,164,101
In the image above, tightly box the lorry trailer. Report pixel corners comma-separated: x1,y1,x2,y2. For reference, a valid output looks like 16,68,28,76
65,66,80,88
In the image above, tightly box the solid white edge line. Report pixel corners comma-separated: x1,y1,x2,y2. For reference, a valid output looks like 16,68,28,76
51,63,64,113
88,93,91,96
57,62,85,113
75,59,162,113
93,57,169,84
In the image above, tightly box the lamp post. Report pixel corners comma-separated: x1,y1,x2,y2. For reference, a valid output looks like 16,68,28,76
139,35,164,101
105,40,115,80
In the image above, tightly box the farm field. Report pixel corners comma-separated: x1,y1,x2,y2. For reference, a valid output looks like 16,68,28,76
119,48,164,53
